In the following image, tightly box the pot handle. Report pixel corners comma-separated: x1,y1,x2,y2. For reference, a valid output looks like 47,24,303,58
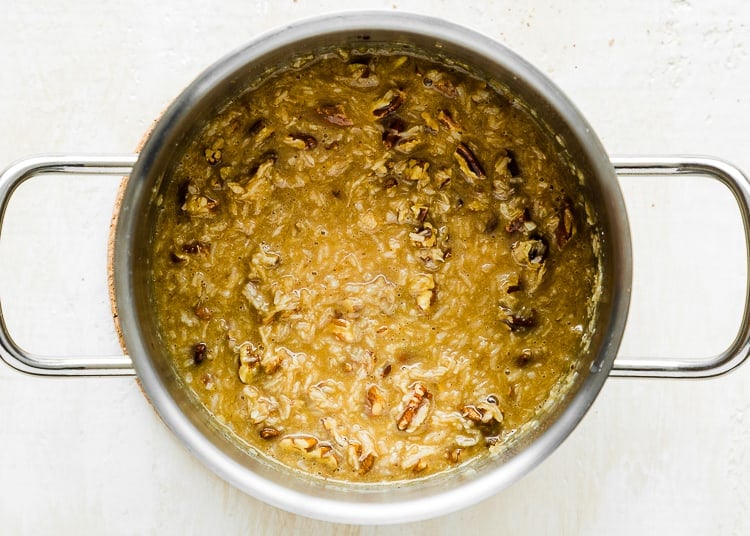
0,155,138,376
610,156,750,378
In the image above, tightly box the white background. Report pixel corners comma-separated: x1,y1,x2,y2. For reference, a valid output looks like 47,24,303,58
1,1,749,534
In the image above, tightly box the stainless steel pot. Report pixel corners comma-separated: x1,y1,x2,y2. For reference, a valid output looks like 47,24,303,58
2,11,750,525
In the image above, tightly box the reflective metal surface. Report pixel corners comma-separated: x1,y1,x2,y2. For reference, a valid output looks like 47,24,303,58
112,12,631,523
0,155,137,376
610,156,750,378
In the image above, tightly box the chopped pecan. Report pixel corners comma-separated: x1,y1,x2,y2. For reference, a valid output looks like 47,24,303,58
366,384,386,416
410,204,429,223
373,89,405,118
409,223,437,248
182,194,218,217
342,61,379,88
283,133,318,150
501,272,522,294
505,208,533,234
347,441,376,475
194,303,211,321
462,404,484,424
204,147,222,165
437,109,461,131
501,306,537,332
447,447,463,464
238,341,263,383
181,240,211,255
330,317,356,343
359,452,375,474
462,399,504,427
393,126,424,154
455,143,486,180
511,237,548,266
192,342,207,365
381,117,406,149
177,180,191,209
169,251,186,264
317,103,353,126
280,435,339,469
397,382,431,432
259,426,280,440
409,273,435,312
416,247,447,271
200,373,215,390
403,159,430,183
248,118,270,138
555,198,576,248
383,176,398,190
434,78,458,98
281,434,318,452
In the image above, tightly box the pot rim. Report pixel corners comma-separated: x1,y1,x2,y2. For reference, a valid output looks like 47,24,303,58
113,10,632,524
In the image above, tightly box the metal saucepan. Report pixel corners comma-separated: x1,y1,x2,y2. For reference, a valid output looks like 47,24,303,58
1,11,749,525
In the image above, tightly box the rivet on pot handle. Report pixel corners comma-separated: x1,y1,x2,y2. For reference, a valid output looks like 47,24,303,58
0,155,138,376
610,156,750,378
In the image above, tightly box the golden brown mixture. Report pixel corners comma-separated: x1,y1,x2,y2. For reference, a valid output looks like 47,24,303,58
150,50,599,482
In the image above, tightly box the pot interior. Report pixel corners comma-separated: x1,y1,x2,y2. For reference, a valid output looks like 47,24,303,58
113,12,631,523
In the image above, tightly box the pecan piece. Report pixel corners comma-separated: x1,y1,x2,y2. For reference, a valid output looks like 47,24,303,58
409,273,435,312
366,384,386,416
447,447,463,464
505,208,533,234
501,272,522,294
381,117,406,149
411,204,429,223
434,79,458,98
500,306,537,332
194,303,211,321
409,222,437,248
181,240,211,255
259,426,280,440
182,194,218,217
281,435,339,469
343,61,379,88
238,341,263,383
330,317,356,343
397,382,431,432
317,103,353,126
455,143,486,180
281,434,318,452
511,237,548,266
204,147,222,165
437,109,461,131
462,399,504,425
555,198,576,248
373,89,405,118
347,441,376,475
283,133,318,150
247,118,274,144
192,342,208,365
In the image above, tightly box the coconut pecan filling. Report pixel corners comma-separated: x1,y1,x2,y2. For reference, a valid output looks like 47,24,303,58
150,50,599,482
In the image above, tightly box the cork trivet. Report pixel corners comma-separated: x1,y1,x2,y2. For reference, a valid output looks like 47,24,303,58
106,117,161,370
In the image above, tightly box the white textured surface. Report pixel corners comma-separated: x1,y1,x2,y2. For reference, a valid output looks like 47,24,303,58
1,1,749,534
